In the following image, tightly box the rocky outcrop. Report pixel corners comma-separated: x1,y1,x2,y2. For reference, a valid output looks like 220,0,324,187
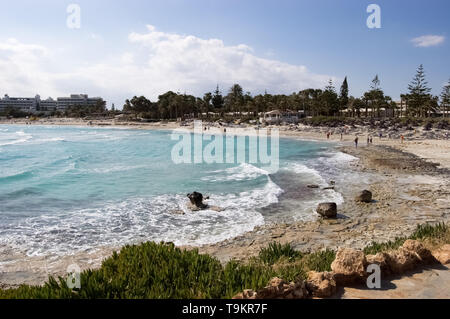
432,244,450,265
331,248,367,285
385,240,433,274
355,190,373,203
187,192,208,210
232,289,258,299
233,240,447,300
232,277,308,299
316,202,337,218
385,248,420,274
305,271,336,298
366,252,391,275
402,240,434,262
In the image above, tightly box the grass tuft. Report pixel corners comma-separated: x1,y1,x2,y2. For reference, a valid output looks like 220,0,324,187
258,242,303,265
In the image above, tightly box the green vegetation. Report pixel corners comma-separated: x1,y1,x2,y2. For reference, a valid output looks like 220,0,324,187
2,65,449,121
116,64,449,121
0,223,448,299
258,242,303,265
363,223,448,255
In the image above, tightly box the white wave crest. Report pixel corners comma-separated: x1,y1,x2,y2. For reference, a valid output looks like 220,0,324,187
0,178,283,256
202,163,269,182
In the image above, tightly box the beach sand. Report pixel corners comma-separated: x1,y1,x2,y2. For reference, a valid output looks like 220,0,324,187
1,118,449,288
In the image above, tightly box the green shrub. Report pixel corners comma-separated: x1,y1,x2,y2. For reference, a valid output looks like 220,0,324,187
258,242,302,265
302,249,336,272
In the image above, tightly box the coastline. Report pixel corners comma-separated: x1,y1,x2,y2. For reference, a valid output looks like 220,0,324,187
1,118,449,288
2,117,450,169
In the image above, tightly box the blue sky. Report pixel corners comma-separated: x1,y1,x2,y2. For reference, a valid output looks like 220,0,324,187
0,0,448,107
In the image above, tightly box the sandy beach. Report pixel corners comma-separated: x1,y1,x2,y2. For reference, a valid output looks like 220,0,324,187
1,117,449,288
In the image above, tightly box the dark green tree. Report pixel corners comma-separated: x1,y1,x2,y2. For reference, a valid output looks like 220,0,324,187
339,76,349,113
440,79,450,118
322,79,339,116
203,92,212,118
407,64,432,117
224,84,244,116
211,85,224,113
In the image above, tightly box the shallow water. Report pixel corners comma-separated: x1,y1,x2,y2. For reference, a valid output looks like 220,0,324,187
0,125,358,257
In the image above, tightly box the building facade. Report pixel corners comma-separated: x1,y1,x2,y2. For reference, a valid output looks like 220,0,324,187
0,95,40,113
259,109,300,124
0,94,104,114
56,94,103,111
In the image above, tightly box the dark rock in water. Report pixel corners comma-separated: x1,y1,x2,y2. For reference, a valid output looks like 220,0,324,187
187,192,207,209
316,203,337,218
307,184,320,189
330,181,336,185
187,192,223,212
322,186,335,190
355,190,372,203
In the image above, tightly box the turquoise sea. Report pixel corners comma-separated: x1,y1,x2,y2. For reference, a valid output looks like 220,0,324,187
0,125,357,257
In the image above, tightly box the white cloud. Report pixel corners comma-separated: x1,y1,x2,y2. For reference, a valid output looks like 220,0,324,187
0,25,336,104
411,35,445,47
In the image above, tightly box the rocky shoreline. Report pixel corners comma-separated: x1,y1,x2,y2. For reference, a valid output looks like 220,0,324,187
1,120,449,289
195,144,450,262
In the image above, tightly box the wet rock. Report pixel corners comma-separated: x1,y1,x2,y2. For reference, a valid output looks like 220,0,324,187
355,190,373,203
432,244,450,265
316,203,337,218
307,184,320,189
331,248,367,284
187,192,208,210
305,271,336,298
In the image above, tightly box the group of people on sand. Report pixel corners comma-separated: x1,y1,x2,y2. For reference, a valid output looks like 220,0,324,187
352,133,406,148
327,130,345,141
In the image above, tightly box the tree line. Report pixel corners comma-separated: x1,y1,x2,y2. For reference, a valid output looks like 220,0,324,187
122,64,449,120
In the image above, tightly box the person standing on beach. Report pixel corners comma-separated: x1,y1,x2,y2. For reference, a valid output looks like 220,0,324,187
370,136,373,144
340,132,343,141
327,132,330,139
401,135,404,144
354,136,359,148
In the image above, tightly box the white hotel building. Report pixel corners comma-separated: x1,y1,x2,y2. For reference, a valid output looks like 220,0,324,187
0,94,104,114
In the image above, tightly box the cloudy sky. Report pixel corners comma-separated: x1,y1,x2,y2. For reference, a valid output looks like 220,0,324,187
0,0,448,108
